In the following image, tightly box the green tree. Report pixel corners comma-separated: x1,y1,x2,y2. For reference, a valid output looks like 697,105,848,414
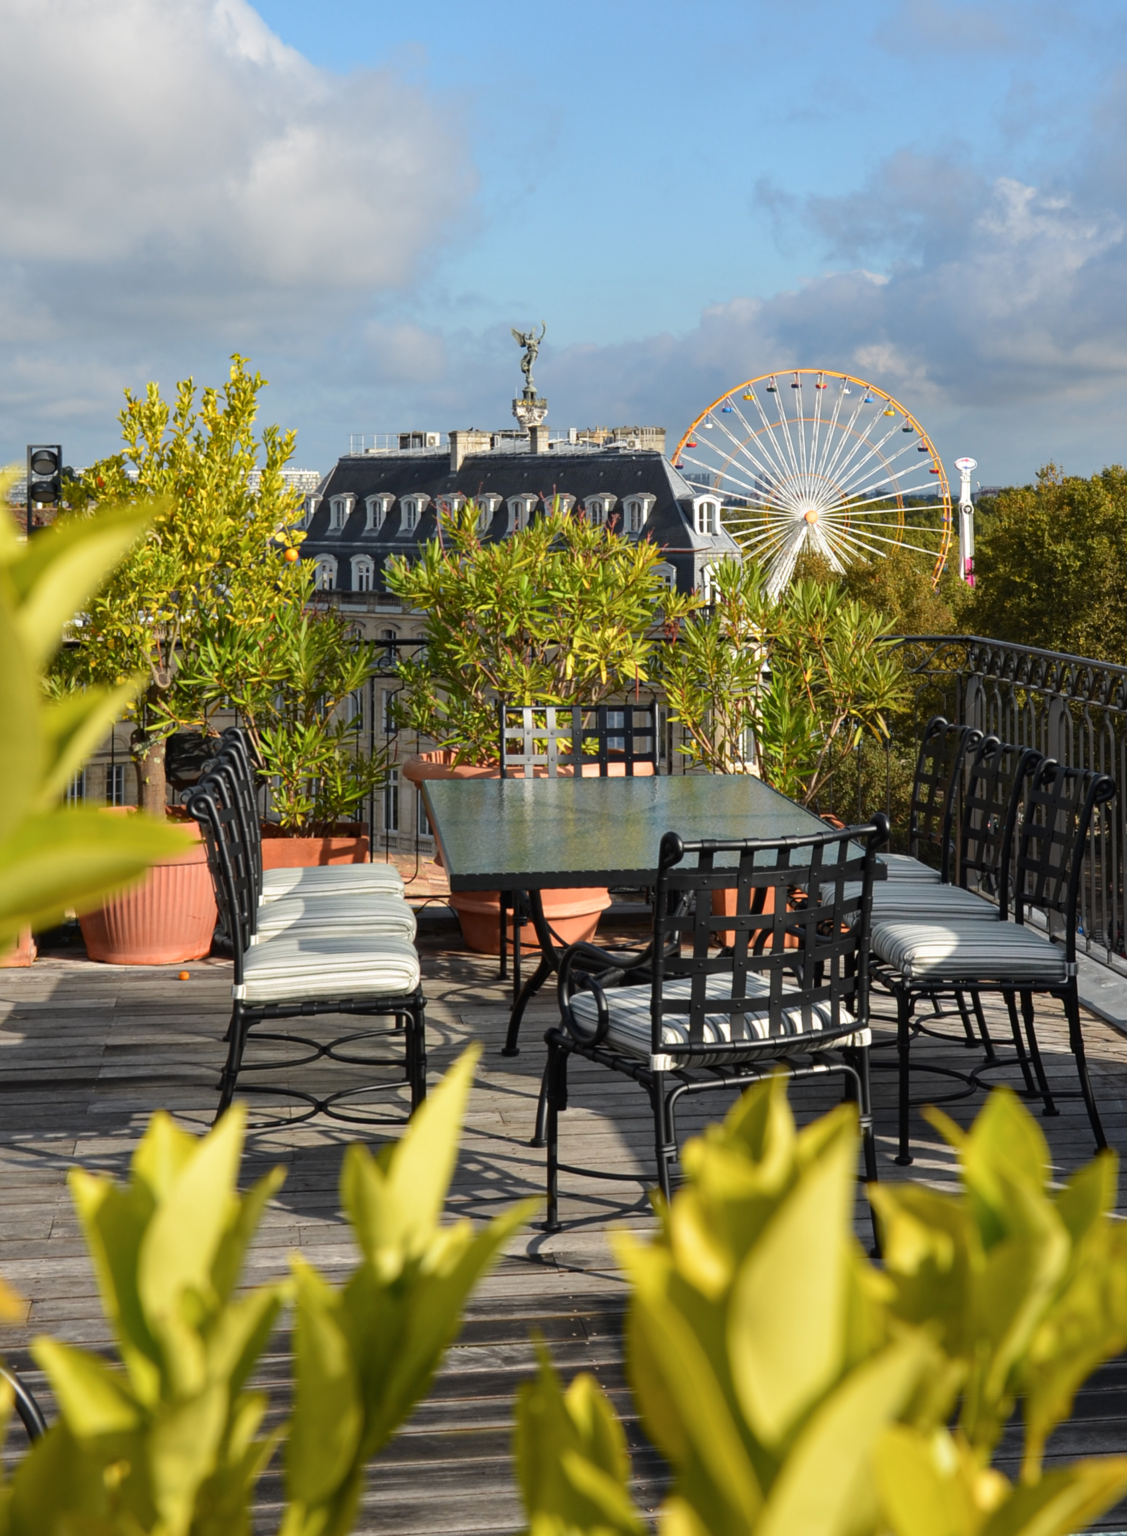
54,357,307,814
661,558,909,804
385,501,698,763
966,464,1127,662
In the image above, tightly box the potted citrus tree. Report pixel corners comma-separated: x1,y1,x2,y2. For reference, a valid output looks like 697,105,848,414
385,501,697,951
51,357,377,962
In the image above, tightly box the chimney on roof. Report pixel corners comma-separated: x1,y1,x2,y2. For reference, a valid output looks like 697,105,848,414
449,429,490,472
529,423,550,455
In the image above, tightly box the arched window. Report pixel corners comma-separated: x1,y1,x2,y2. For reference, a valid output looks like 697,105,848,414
507,494,537,533
622,494,656,534
653,561,677,590
542,492,575,516
475,493,501,532
328,495,354,532
315,555,338,591
436,492,466,520
694,498,719,536
701,564,718,603
400,494,430,532
365,494,393,532
351,555,375,592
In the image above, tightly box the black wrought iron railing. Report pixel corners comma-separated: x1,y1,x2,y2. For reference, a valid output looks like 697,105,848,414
834,635,1127,971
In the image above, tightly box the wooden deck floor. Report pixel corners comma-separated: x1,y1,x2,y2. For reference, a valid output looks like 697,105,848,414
3,915,1127,1532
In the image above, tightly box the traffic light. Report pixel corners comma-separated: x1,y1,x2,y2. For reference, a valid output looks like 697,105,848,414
26,445,62,534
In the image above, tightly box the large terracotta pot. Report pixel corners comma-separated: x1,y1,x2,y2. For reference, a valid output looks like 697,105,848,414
0,930,36,968
80,819,217,966
402,751,613,954
259,823,370,868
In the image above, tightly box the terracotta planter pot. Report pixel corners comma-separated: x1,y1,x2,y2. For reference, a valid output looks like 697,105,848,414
260,824,370,868
402,751,613,954
0,930,36,968
80,819,217,966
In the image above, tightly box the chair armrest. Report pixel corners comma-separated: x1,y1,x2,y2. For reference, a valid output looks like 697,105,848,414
562,973,613,1046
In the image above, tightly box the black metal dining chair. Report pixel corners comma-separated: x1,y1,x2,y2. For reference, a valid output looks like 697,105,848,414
187,776,427,1126
881,716,983,883
543,816,889,1234
871,759,1115,1164
498,699,662,1051
499,701,660,779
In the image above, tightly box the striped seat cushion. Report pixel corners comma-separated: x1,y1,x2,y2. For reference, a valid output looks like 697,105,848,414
871,917,1067,983
828,883,997,924
261,863,404,900
569,973,865,1060
253,892,416,942
236,933,420,1003
879,853,942,883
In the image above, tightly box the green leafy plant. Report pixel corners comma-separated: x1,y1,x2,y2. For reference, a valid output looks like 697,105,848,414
661,557,908,803
516,1078,1127,1536
53,356,309,814
385,501,698,764
179,580,389,835
0,472,189,951
0,1046,531,1535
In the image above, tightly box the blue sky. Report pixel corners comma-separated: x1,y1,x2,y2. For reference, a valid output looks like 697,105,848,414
2,0,1126,485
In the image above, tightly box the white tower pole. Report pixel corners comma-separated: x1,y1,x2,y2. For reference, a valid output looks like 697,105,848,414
954,456,977,587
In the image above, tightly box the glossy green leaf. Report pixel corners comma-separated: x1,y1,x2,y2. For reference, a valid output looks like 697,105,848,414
31,1338,140,1437
285,1261,363,1510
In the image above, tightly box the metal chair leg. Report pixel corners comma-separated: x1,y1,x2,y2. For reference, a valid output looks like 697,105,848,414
215,1000,248,1122
410,995,428,1111
543,1039,567,1233
1064,985,1107,1153
1003,990,1039,1097
532,1061,549,1148
971,994,998,1064
955,990,979,1049
1018,990,1057,1117
896,991,913,1165
652,1071,674,1204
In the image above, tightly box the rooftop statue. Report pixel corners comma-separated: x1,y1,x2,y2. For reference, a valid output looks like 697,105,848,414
511,323,546,393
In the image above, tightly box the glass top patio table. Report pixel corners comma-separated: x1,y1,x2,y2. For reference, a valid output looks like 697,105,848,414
421,774,858,892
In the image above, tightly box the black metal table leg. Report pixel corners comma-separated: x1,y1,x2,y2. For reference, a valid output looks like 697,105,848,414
500,890,561,1056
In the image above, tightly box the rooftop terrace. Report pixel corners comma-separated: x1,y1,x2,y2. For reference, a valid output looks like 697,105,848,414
3,912,1127,1533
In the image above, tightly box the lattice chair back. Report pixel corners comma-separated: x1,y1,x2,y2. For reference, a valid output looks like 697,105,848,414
643,818,888,1064
959,738,1043,904
1013,761,1116,949
186,777,258,978
499,700,660,778
205,752,267,903
568,702,659,775
217,729,266,890
908,715,983,878
499,704,571,778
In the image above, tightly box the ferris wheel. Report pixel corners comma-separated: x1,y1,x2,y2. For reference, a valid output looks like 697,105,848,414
673,369,953,597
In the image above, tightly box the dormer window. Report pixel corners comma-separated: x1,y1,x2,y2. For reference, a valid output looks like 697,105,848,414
583,495,617,526
400,494,431,533
623,493,656,534
365,494,394,531
543,492,575,516
507,494,537,533
315,555,338,590
694,497,719,536
328,495,354,532
436,492,466,519
351,555,374,592
701,564,718,602
301,494,321,529
475,493,502,532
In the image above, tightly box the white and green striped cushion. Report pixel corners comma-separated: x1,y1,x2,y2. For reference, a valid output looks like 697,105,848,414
236,933,420,1004
569,973,865,1059
261,863,404,901
871,917,1067,983
880,853,943,883
828,883,998,923
253,892,416,943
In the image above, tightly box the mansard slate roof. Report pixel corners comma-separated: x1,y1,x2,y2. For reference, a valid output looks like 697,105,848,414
300,447,739,595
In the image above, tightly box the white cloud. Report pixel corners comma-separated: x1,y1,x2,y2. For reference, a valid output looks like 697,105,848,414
0,0,473,317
